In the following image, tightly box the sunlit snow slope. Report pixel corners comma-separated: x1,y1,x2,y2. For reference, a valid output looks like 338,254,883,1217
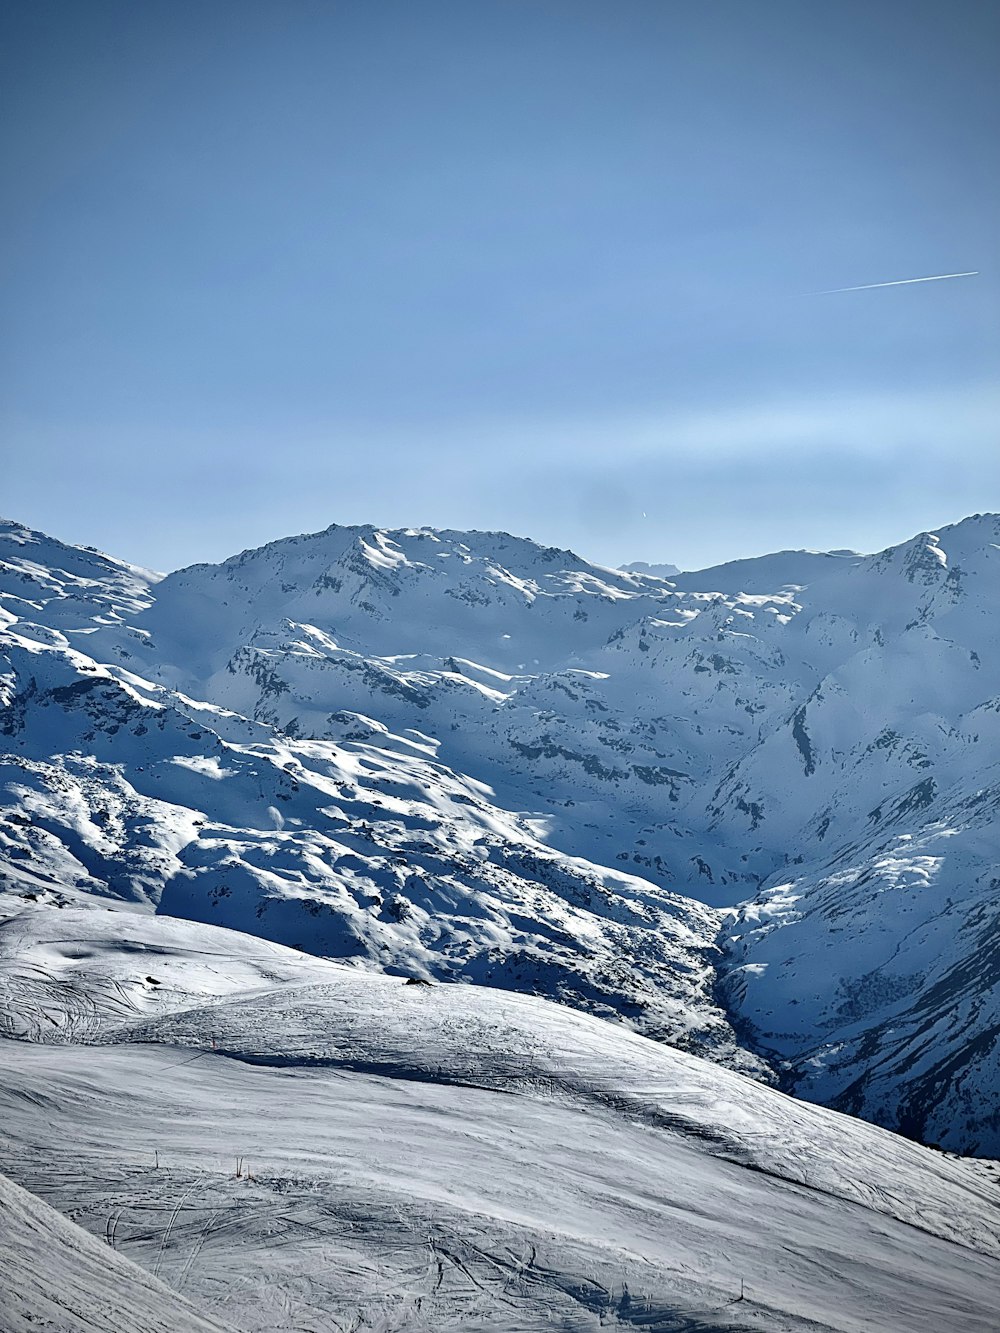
0,1166,236,1333
2,889,1000,1333
2,512,1000,1149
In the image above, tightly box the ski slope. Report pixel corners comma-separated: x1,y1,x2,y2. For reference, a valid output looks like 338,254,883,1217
0,1167,235,1333
2,893,1000,1332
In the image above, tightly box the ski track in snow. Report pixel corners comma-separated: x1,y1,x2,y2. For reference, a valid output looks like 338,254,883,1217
2,893,1000,1332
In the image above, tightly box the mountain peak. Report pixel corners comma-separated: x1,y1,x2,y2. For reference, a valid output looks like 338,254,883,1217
4,510,1000,1153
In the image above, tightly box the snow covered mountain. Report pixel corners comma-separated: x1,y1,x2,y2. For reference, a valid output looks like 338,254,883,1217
620,558,681,577
2,512,1000,1153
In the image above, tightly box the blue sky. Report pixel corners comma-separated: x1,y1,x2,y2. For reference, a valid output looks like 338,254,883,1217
2,0,997,572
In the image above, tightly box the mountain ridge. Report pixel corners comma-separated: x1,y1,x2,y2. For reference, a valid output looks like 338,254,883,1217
2,511,999,1150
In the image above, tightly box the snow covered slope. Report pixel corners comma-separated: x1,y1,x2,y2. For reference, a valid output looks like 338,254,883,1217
0,1168,234,1333
2,895,1000,1333
2,512,1000,1149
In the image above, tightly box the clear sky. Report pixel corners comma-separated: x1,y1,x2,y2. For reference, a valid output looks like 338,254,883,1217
2,0,997,573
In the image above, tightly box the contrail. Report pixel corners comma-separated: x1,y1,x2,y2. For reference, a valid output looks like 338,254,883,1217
806,270,978,296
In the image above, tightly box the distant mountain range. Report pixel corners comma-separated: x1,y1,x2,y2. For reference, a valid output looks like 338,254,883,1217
3,512,999,1152
620,558,681,577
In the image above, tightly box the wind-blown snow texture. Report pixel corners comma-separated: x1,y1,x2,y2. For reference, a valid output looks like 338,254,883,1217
2,513,999,1153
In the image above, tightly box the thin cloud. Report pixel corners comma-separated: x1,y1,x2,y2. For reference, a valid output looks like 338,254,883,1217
805,271,979,296
464,382,1000,466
